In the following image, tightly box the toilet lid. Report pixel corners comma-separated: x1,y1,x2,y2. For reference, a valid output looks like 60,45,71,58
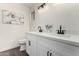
19,39,26,43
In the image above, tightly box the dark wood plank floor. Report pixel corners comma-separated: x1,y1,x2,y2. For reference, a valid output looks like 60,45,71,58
0,47,28,56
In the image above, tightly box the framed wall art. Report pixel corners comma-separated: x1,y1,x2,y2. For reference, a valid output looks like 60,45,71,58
2,10,24,25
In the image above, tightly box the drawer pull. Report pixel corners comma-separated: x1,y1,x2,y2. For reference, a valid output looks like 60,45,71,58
28,40,31,46
50,53,52,56
47,51,50,56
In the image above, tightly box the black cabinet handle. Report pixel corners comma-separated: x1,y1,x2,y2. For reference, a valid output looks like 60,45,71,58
28,40,31,46
47,51,49,56
50,53,52,56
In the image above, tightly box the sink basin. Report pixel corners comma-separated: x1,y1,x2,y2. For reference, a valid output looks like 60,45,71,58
44,33,72,38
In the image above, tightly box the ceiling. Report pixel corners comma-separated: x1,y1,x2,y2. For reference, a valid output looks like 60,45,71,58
21,3,42,8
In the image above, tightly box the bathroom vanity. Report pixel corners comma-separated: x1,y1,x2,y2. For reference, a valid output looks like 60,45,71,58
25,32,79,56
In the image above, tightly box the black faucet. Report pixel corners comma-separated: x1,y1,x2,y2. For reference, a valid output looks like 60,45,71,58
38,26,43,32
56,25,66,34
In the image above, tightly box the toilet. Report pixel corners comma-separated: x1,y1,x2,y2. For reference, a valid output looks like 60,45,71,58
19,39,26,51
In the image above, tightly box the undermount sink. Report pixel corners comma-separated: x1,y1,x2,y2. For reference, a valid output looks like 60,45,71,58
45,33,71,38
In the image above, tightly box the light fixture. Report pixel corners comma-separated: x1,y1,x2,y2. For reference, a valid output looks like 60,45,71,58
38,3,46,9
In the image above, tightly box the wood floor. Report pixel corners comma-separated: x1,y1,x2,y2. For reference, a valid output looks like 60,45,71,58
0,47,28,56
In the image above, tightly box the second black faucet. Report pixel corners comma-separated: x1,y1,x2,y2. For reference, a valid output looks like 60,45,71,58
56,25,66,34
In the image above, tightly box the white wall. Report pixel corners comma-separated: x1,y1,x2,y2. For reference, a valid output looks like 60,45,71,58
31,3,79,35
0,3,30,52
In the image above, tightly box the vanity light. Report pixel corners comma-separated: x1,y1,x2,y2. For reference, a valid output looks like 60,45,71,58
38,3,46,9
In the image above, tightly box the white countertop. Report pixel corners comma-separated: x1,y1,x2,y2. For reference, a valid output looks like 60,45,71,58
26,32,79,47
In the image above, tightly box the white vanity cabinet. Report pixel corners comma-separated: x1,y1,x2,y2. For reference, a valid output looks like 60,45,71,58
26,36,37,56
26,33,79,56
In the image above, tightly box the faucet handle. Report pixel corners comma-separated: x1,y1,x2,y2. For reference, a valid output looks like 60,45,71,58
56,30,60,34
61,30,66,34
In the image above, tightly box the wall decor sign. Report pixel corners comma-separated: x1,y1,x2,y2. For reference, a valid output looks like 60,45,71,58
2,10,24,25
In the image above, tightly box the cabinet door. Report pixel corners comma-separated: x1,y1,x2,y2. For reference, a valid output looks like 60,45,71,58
36,41,50,56
26,38,37,56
